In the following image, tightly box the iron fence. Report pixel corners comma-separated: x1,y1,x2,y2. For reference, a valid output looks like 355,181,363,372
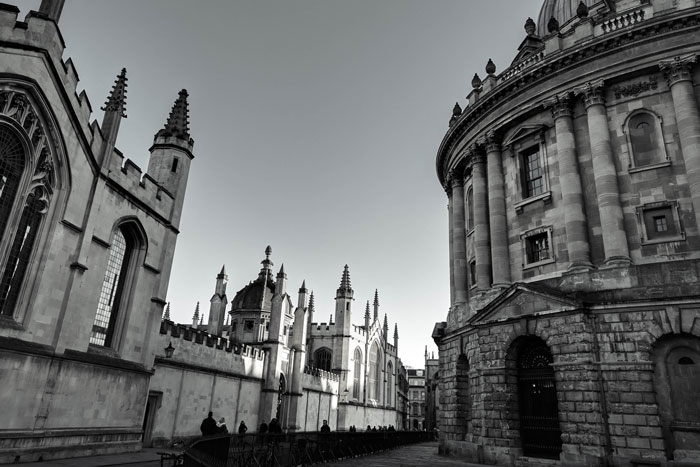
182,431,433,467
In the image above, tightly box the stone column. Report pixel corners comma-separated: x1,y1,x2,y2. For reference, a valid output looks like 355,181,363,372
446,186,455,305
660,54,700,232
450,170,469,304
543,93,592,270
469,149,492,289
575,80,630,265
483,131,511,286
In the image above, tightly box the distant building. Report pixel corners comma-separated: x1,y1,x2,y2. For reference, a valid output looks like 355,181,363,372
433,0,700,466
424,349,439,432
0,2,192,462
407,368,426,430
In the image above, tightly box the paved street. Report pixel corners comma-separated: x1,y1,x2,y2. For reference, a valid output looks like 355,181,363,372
10,442,488,467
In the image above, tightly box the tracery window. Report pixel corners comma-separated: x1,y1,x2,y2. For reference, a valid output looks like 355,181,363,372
368,341,381,401
386,361,393,407
353,347,362,400
314,347,332,372
90,225,140,347
0,121,54,318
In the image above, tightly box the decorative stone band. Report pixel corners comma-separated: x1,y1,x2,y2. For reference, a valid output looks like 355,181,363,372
542,91,574,119
573,80,606,108
659,53,697,87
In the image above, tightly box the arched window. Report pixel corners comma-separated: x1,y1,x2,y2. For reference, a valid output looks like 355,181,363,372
386,361,393,406
466,186,474,231
368,341,381,401
90,223,141,347
353,347,362,400
314,347,332,371
626,110,668,169
0,124,54,317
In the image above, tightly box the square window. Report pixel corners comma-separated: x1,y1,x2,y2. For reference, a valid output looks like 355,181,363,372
653,215,668,233
637,202,684,245
526,233,550,263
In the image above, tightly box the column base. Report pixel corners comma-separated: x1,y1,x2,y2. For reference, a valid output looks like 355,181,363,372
566,261,595,273
602,256,632,268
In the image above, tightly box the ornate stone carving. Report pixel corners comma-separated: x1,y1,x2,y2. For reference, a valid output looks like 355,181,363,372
659,54,697,86
449,168,464,187
573,80,606,108
467,147,486,168
543,92,573,119
478,130,501,153
612,75,658,99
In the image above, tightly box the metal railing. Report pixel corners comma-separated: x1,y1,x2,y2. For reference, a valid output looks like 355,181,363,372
183,431,433,467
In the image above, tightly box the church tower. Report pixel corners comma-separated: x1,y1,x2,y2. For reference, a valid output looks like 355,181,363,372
332,265,353,393
207,265,228,335
147,90,194,229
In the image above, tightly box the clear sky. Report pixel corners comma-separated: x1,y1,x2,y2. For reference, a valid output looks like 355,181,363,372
15,0,543,368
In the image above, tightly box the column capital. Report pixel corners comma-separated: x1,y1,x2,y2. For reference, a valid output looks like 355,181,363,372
543,91,574,118
573,80,606,108
448,169,464,188
478,130,501,153
659,54,697,87
467,147,486,168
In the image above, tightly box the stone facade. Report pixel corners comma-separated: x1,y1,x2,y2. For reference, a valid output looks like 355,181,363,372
0,2,192,463
434,1,700,466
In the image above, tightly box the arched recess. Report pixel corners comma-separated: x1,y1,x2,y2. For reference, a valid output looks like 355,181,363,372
277,373,287,426
506,335,562,459
353,347,362,400
368,341,381,402
624,109,668,169
0,83,69,323
456,353,470,437
314,347,332,372
652,334,700,459
90,218,147,349
386,360,394,407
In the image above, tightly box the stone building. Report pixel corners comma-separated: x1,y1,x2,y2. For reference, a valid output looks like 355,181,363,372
145,249,407,445
433,0,700,466
425,349,440,432
407,368,426,430
0,1,193,462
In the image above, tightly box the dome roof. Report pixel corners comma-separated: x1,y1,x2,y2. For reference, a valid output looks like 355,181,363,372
537,0,602,36
231,278,274,312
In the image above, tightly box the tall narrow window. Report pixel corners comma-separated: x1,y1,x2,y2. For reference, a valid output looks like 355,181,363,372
171,157,179,173
629,112,658,167
466,187,474,231
369,342,379,400
522,148,543,198
90,227,135,347
386,361,393,407
353,347,362,399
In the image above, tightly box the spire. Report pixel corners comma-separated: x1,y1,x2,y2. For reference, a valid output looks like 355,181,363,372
308,291,315,313
156,89,191,141
163,302,171,320
299,280,307,293
373,289,379,321
192,301,200,326
394,323,398,339
101,68,128,118
199,314,203,326
258,245,274,281
336,265,354,298
365,301,370,319
218,264,226,277
278,264,286,278
383,313,388,329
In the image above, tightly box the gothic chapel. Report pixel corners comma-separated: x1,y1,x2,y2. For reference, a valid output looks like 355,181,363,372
0,1,194,461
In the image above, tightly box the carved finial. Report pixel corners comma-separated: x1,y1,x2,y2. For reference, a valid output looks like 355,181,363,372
193,301,200,325
547,16,560,33
163,302,171,320
453,102,462,117
577,1,589,19
485,59,496,76
157,89,190,141
308,291,315,312
265,245,272,258
101,68,127,118
394,323,398,339
336,265,354,298
471,73,482,90
365,301,371,319
259,246,274,280
524,17,536,35
374,289,379,307
383,313,389,331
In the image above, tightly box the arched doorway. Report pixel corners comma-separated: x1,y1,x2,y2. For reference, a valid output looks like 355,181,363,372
652,334,700,459
517,337,562,459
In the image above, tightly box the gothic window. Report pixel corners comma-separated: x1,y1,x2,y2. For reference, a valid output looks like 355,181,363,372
466,186,474,232
368,341,381,401
520,226,554,269
386,361,393,407
314,347,332,372
0,124,53,318
636,201,685,245
90,224,142,347
353,347,362,400
626,110,668,170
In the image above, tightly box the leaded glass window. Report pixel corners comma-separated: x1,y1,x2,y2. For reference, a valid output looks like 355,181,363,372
353,347,362,399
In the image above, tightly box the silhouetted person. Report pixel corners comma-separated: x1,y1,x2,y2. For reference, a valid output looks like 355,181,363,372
218,417,228,434
366,425,372,431
268,418,282,433
320,419,330,433
200,411,218,436
238,421,248,435
259,422,268,434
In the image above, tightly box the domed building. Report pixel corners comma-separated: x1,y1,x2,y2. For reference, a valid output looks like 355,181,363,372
433,1,700,466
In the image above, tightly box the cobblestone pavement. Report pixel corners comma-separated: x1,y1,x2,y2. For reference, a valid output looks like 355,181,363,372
332,442,487,467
